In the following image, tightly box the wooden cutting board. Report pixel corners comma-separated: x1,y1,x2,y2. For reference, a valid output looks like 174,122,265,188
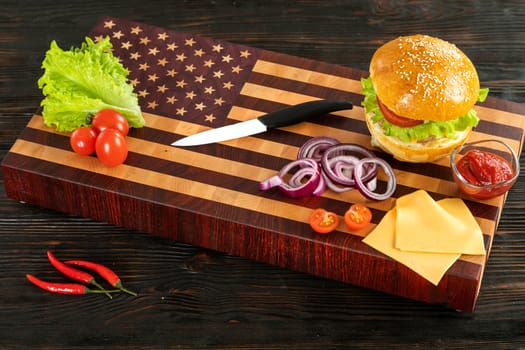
3,16,525,312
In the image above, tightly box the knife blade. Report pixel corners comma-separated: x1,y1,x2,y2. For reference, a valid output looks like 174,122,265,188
171,99,353,146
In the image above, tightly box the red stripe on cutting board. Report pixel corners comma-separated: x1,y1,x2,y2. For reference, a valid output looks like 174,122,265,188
4,15,524,312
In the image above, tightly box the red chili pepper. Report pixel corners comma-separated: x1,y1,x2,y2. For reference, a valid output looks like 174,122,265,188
26,274,119,295
65,259,137,296
47,251,113,299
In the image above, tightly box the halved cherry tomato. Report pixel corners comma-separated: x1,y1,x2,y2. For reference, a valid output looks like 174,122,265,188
70,127,98,156
376,97,424,127
344,204,372,231
309,208,339,234
95,128,128,167
92,109,129,136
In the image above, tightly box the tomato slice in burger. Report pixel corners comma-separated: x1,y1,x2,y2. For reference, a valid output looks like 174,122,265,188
344,204,372,231
309,208,339,234
376,97,424,127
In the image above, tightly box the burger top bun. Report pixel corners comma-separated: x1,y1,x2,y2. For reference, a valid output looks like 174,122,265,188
369,34,480,121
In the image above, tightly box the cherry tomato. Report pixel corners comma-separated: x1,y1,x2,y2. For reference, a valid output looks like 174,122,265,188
70,127,98,156
344,204,372,231
377,97,424,127
309,208,339,234
92,109,129,136
95,128,128,167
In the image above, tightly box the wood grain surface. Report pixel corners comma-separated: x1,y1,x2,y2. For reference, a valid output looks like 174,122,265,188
2,1,525,349
3,15,525,313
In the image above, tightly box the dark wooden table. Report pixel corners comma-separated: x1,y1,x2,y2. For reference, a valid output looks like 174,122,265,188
2,1,525,348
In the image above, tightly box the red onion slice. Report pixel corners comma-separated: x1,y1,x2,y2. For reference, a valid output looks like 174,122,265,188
259,158,321,198
259,175,283,190
323,155,360,186
366,177,377,192
261,137,396,200
297,136,340,161
321,144,378,185
312,171,327,196
322,172,354,193
354,157,396,201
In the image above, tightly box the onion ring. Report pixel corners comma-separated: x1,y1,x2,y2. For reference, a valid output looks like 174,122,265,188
321,144,378,186
297,136,340,161
321,172,354,193
259,158,321,198
260,136,396,200
322,155,360,186
312,171,327,196
354,157,396,201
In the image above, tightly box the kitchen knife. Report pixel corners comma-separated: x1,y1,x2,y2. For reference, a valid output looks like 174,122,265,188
171,99,353,146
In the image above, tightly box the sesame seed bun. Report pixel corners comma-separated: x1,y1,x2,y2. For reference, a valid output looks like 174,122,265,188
369,34,480,121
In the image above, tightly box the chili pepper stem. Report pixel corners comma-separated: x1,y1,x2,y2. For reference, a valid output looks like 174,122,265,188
86,288,122,294
90,280,114,299
118,286,138,296
115,280,138,296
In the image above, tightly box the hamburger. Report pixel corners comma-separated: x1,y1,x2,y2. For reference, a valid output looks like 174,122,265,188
361,34,489,163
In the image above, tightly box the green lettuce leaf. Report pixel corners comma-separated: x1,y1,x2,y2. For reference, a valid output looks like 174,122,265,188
38,37,144,132
360,77,488,143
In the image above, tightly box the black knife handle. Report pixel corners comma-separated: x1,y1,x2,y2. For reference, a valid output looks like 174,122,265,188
257,100,353,129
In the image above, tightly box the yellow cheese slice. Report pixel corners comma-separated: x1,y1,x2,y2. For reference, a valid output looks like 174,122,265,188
436,198,486,255
395,190,486,255
362,209,461,286
362,190,486,285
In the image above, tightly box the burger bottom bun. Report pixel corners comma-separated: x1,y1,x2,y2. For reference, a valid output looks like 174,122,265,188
365,112,471,163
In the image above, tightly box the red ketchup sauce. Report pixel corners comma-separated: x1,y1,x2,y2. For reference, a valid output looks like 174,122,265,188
455,149,515,199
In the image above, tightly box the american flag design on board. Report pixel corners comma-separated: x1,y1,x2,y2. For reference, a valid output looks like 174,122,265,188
89,16,363,130
4,15,525,311
91,17,260,126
